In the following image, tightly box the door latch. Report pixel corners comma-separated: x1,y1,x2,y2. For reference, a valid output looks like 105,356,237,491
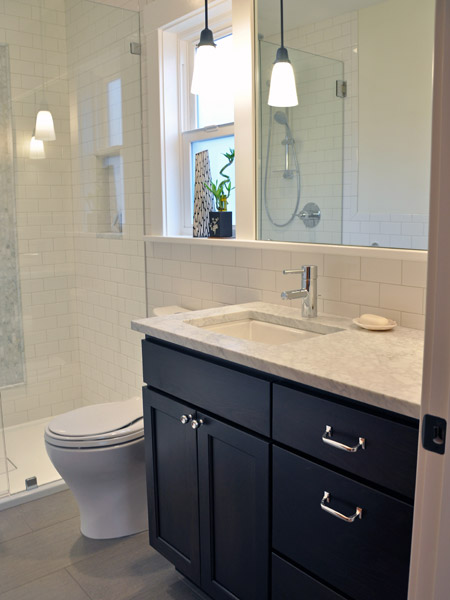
422,414,446,454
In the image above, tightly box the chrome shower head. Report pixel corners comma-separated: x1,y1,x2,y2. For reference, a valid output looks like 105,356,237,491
274,110,293,140
274,111,288,126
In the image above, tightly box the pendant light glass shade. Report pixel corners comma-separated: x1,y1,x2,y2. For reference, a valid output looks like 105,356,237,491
29,135,45,160
35,110,56,141
191,1,216,96
268,57,298,107
268,0,298,108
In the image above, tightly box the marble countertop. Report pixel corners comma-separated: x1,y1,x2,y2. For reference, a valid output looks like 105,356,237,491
132,302,424,419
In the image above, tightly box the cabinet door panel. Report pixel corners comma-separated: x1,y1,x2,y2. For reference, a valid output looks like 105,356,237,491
273,446,413,600
198,414,269,600
143,388,200,584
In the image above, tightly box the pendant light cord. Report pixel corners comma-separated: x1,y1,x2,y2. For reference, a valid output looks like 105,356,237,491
280,0,284,49
205,0,208,29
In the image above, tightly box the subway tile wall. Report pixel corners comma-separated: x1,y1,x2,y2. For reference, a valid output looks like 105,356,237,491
146,241,426,331
0,0,81,428
67,0,145,408
1,0,146,427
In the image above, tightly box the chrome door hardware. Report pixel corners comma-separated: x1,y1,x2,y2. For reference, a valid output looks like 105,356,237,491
322,425,366,452
336,80,347,98
180,414,192,425
321,491,363,523
130,42,141,55
191,419,204,430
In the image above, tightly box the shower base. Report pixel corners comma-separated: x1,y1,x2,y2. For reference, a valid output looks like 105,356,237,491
3,417,61,496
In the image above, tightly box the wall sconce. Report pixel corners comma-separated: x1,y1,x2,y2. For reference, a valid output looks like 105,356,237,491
191,0,216,95
268,0,298,107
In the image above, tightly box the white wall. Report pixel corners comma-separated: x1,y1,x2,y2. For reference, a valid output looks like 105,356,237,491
358,0,434,216
66,0,146,408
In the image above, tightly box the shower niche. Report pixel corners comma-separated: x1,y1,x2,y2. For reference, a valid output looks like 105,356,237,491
258,40,344,244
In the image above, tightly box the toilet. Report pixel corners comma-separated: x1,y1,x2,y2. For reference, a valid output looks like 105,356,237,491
44,397,147,539
45,306,189,540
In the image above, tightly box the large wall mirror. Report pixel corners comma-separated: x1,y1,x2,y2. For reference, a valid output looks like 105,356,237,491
256,0,435,249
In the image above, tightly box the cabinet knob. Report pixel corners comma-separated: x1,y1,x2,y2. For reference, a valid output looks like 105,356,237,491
191,419,204,430
180,414,192,425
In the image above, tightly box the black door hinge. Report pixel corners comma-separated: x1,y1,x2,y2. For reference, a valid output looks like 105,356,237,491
422,414,446,454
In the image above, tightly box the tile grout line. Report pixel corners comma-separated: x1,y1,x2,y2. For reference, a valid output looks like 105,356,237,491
64,567,94,600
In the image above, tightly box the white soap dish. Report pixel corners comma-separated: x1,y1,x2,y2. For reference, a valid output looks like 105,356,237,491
353,317,397,331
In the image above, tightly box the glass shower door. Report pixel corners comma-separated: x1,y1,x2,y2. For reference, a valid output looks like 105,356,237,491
258,40,344,244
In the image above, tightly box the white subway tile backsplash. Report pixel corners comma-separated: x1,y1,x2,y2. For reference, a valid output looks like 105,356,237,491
324,254,360,279
341,279,380,306
361,257,402,284
402,260,427,288
145,242,426,340
380,284,424,314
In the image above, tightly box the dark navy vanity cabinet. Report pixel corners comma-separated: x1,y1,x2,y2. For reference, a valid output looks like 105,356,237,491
141,337,419,600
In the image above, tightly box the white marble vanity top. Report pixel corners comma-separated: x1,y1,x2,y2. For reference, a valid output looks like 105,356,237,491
132,302,424,419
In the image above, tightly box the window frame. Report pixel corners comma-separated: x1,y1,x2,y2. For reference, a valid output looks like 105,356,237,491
178,28,234,235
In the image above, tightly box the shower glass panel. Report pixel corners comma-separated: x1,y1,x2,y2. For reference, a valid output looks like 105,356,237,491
257,40,344,244
0,0,142,501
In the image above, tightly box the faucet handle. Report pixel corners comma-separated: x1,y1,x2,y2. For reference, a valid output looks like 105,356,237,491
283,265,318,278
283,268,305,275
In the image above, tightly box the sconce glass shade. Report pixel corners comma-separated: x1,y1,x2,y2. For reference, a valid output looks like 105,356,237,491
29,135,45,159
191,35,216,96
268,49,298,107
35,110,56,141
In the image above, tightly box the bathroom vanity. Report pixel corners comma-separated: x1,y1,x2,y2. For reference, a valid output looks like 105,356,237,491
133,303,423,600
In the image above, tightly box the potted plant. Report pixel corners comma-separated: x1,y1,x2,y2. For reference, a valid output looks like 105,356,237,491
204,149,234,237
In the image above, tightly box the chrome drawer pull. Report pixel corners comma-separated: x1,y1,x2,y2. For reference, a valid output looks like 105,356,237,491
322,425,365,452
321,491,363,523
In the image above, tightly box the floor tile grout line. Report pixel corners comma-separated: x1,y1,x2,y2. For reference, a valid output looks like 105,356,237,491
0,565,84,599
65,567,94,600
0,514,80,550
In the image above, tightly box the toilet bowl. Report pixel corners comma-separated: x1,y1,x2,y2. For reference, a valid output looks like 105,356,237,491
44,397,147,539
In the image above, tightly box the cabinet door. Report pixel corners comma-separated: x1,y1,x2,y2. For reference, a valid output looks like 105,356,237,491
197,414,269,600
143,388,200,584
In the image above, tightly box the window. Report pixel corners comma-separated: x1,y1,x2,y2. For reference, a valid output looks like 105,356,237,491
153,2,235,237
181,33,235,233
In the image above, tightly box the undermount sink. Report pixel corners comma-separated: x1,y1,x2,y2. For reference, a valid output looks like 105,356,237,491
187,311,342,346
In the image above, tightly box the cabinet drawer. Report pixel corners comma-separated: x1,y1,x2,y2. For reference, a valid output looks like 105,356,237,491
273,383,418,497
273,446,413,600
272,554,346,600
142,339,271,436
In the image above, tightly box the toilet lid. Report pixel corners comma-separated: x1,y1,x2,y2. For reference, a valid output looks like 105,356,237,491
48,397,143,438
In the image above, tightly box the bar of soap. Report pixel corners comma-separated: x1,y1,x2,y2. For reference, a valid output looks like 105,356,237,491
359,313,390,326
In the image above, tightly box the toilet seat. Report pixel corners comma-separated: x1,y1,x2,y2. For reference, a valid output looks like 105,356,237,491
44,397,144,449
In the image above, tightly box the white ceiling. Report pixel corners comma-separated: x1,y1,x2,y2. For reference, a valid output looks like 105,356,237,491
258,0,385,38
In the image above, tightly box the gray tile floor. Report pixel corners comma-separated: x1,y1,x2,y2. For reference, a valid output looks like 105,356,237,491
0,490,207,600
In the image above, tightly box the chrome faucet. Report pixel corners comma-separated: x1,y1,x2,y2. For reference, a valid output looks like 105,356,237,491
281,265,318,318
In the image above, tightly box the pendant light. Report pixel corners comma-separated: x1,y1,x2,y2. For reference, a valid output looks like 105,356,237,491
34,6,56,141
190,0,216,96
35,110,55,141
268,0,298,107
29,131,45,160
